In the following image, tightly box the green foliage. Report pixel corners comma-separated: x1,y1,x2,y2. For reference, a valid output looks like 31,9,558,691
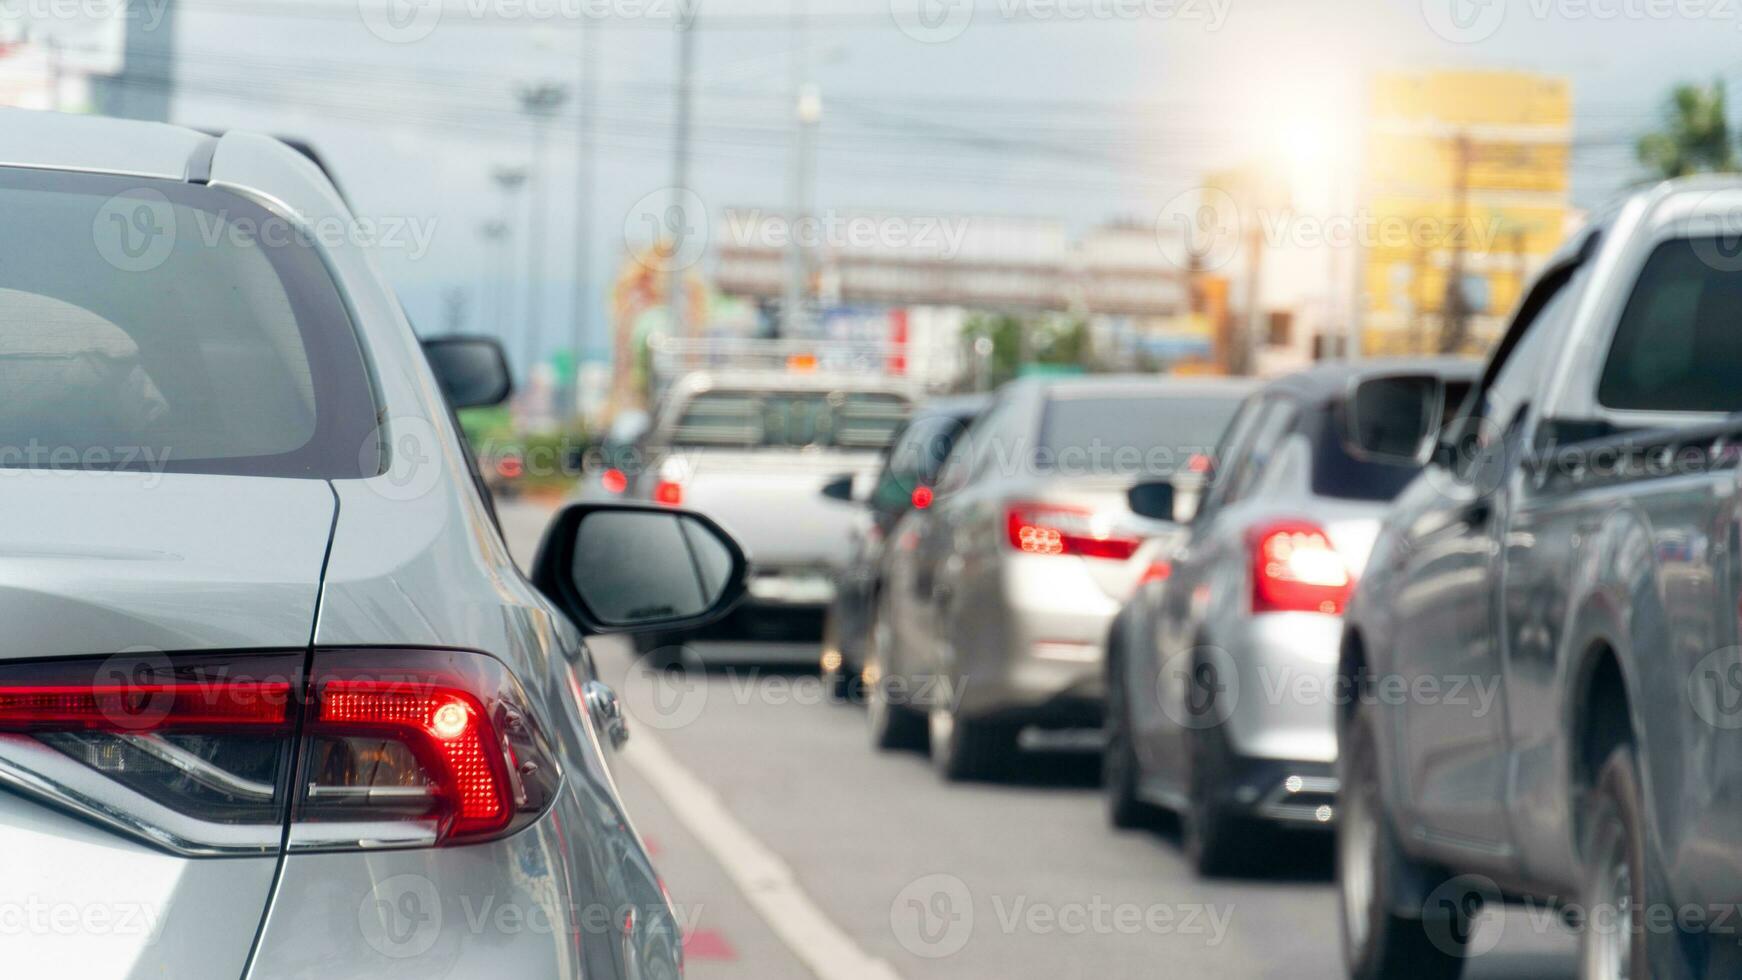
962,313,1092,386
1638,80,1739,180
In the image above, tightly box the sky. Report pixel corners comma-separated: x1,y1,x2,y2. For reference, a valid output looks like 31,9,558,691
156,0,1742,364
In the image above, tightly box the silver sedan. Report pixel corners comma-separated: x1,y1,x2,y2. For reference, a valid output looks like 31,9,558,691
0,109,748,980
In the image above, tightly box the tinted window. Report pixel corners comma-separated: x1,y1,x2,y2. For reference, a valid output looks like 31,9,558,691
870,410,976,513
1038,392,1243,477
1599,238,1742,413
670,389,909,449
1311,381,1471,502
0,169,379,477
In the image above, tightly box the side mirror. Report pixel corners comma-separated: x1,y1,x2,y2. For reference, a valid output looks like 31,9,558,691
1347,374,1443,465
1127,480,1179,522
820,472,856,503
423,335,513,409
531,503,748,634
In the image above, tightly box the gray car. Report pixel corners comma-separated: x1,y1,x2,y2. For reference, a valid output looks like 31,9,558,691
1102,360,1476,875
0,109,750,980
869,375,1251,780
1339,180,1742,980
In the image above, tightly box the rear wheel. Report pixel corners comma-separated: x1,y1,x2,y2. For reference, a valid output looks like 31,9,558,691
1181,722,1247,876
1338,699,1466,980
1104,654,1156,829
867,615,926,751
1578,747,1653,980
929,705,1018,782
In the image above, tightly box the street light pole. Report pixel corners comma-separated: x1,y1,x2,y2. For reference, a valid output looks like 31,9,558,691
668,19,696,338
491,165,529,368
781,0,816,338
570,18,599,412
517,82,570,381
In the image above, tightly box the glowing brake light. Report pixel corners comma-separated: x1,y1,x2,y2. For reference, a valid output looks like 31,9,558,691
911,485,934,510
1250,521,1352,615
1139,561,1172,584
0,649,560,853
600,467,629,495
1005,503,1140,561
654,480,684,506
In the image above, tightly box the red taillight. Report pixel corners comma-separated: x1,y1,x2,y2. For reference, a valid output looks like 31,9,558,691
654,480,684,506
314,679,507,836
600,467,629,495
496,455,524,480
911,485,934,510
1140,560,1172,584
0,681,291,731
0,649,558,853
1005,503,1139,561
1250,521,1352,615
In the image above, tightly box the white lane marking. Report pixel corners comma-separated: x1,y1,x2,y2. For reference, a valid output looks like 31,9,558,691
622,731,903,980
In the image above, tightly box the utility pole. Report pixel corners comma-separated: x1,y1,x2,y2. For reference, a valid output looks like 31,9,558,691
443,287,468,336
1239,215,1264,376
570,18,599,411
479,220,508,336
1440,132,1472,354
491,166,529,365
668,18,696,338
518,82,570,379
782,0,818,338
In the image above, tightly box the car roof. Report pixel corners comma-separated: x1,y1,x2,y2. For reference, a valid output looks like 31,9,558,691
911,393,991,421
666,370,916,398
1008,374,1260,400
1260,357,1483,404
0,108,216,180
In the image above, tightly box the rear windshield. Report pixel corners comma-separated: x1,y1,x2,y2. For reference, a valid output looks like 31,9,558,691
1039,392,1243,475
668,389,909,449
1310,381,1472,501
0,168,378,477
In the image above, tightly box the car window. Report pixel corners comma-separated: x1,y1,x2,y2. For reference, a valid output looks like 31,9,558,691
1192,396,1265,522
871,411,974,513
0,168,379,477
1223,398,1299,503
1598,237,1742,412
1038,392,1243,478
670,389,909,449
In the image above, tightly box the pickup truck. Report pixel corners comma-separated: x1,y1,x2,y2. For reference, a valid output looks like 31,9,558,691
1338,179,1742,980
628,369,912,666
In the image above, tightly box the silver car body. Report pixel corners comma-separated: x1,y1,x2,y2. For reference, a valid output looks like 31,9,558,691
1115,360,1478,828
879,376,1254,734
0,110,674,980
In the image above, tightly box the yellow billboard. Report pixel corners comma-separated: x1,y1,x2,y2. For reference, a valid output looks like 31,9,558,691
1360,70,1573,356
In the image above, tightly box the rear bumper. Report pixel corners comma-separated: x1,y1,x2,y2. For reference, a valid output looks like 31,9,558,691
1213,756,1339,828
1216,611,1343,765
953,556,1120,723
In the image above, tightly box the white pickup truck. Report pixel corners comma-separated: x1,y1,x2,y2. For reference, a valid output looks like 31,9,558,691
628,369,914,666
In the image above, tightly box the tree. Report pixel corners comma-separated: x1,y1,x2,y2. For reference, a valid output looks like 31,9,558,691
1638,80,1738,180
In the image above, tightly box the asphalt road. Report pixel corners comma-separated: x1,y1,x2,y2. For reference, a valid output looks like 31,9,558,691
499,501,1580,979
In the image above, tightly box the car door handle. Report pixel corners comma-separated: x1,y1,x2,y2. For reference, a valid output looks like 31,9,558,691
583,680,630,750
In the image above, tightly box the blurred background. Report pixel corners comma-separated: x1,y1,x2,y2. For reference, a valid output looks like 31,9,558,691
3,0,1729,459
